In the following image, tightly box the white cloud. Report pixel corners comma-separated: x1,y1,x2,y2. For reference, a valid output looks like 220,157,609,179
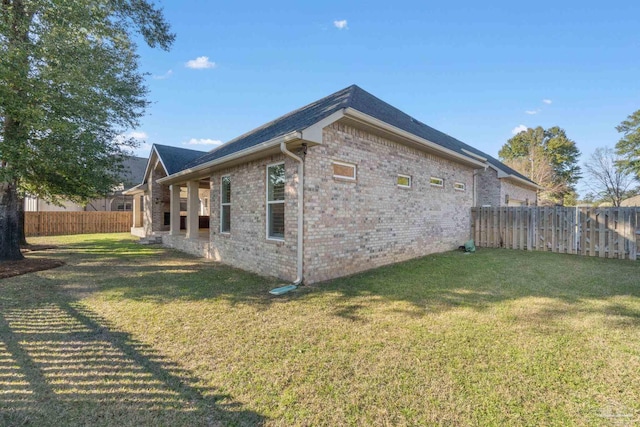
115,131,147,144
185,56,216,69
153,69,173,80
511,125,528,135
184,138,223,146
333,20,348,30
542,99,552,105
129,131,148,139
525,110,540,115
114,131,150,156
133,142,152,157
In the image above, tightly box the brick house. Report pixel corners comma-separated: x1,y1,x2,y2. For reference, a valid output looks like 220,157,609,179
126,85,539,284
124,144,207,238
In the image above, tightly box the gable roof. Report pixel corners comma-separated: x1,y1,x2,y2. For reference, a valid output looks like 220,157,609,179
176,85,537,187
153,144,207,176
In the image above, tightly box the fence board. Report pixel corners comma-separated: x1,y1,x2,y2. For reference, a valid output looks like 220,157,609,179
470,207,640,261
25,211,132,237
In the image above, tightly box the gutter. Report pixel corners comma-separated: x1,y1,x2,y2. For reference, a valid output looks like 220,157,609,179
269,142,305,295
497,171,544,190
158,131,303,185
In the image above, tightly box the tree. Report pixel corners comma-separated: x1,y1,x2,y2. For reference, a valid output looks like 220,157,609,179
583,147,638,207
499,126,581,205
615,109,640,178
0,0,174,260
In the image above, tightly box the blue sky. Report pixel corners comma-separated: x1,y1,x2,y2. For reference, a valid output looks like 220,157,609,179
131,0,639,195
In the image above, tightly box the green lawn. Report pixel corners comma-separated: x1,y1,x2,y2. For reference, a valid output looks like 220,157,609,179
1,233,639,426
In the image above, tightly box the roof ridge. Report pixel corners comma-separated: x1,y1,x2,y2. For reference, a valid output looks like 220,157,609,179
153,143,207,154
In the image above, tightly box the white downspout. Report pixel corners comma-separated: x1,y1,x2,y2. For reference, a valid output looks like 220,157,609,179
280,142,304,285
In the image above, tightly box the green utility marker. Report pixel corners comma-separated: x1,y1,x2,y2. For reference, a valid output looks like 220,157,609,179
269,284,298,295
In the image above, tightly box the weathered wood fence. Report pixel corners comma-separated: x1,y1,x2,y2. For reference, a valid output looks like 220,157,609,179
25,212,133,237
471,207,639,260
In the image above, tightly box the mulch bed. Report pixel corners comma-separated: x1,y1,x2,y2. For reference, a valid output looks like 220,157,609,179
0,245,64,279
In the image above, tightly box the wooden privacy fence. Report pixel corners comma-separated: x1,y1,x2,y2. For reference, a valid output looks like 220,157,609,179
471,207,639,260
25,212,133,237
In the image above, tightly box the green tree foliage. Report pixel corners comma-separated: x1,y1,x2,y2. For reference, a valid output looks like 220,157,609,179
615,109,640,178
499,126,581,205
0,0,174,260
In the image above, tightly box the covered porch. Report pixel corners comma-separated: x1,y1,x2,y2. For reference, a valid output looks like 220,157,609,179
125,177,211,248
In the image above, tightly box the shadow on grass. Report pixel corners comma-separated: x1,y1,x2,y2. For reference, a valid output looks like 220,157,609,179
306,248,640,322
37,236,640,324
24,236,640,326
32,236,281,308
0,280,265,426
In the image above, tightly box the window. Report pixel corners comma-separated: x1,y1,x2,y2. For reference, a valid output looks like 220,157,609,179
454,182,465,191
430,177,444,187
332,161,356,180
397,174,411,188
220,176,231,233
267,163,285,240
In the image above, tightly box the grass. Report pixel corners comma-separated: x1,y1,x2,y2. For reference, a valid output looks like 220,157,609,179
1,233,639,426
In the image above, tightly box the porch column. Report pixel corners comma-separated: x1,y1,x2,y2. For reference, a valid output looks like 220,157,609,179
132,195,140,228
186,180,199,239
170,184,181,236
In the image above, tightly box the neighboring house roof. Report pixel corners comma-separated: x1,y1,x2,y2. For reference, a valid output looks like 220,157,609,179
621,194,640,206
120,156,148,189
182,85,537,187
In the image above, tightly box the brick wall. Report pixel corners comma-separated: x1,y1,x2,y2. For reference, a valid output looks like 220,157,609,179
208,154,298,282
500,179,537,206
302,122,474,284
475,168,501,207
476,168,537,207
148,162,170,233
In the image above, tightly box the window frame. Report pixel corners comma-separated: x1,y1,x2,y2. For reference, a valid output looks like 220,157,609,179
332,160,357,181
454,182,466,191
220,175,231,234
397,174,412,189
266,162,286,241
430,177,444,188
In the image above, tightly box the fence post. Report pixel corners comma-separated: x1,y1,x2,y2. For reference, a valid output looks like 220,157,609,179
630,209,637,261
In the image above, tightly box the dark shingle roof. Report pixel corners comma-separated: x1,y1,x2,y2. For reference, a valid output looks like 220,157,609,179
183,86,354,169
120,156,147,188
184,85,535,184
154,144,207,176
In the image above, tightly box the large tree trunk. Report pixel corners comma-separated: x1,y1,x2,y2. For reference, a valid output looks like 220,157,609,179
18,196,27,246
0,181,25,261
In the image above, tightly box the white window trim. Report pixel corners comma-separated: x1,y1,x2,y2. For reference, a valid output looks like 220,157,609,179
454,182,466,191
397,174,412,189
332,160,357,181
430,177,444,187
266,162,285,241
220,175,231,234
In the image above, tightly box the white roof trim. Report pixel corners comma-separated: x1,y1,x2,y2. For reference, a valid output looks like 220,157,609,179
496,170,544,190
343,107,486,168
157,131,302,185
461,149,487,162
122,183,148,195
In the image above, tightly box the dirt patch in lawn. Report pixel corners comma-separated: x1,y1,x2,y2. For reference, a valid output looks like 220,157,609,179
0,245,63,279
